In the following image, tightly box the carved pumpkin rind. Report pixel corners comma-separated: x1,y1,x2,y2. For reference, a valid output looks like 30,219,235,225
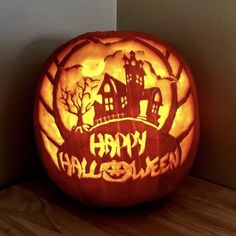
34,31,199,207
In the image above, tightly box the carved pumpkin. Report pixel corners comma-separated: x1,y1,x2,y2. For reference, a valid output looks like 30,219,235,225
34,31,199,207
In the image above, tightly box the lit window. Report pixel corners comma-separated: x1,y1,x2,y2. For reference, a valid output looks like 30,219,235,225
124,96,127,105
121,96,127,109
152,104,159,113
154,92,160,102
104,83,110,93
104,96,114,111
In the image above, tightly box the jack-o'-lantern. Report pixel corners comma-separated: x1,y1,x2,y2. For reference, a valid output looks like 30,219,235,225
34,31,199,207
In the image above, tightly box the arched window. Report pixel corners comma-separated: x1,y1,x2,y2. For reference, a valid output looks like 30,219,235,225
154,92,160,102
104,83,110,93
131,59,136,66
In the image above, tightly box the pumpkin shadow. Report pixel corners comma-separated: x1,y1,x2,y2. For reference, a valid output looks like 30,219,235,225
21,175,173,226
0,35,71,188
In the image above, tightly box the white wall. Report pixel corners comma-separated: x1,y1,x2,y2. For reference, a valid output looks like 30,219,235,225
0,0,116,187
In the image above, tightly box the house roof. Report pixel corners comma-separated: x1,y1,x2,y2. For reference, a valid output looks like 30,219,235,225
98,73,127,96
94,73,162,106
143,87,163,104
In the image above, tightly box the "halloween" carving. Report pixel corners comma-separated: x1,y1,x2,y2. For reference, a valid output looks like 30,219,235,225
58,152,180,183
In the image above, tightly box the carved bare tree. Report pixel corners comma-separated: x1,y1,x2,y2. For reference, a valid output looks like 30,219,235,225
60,77,99,132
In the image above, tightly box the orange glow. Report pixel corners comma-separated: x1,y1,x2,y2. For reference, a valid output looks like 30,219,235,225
81,59,105,77
168,54,180,76
57,153,181,182
177,69,191,102
38,33,196,171
170,95,194,138
38,102,63,146
180,128,194,165
40,75,53,110
35,31,199,206
41,131,59,169
52,40,176,131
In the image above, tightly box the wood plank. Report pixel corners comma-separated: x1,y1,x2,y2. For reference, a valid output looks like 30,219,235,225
0,186,111,236
0,176,234,236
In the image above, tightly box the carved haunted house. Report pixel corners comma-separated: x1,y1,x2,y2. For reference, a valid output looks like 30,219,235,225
93,51,162,126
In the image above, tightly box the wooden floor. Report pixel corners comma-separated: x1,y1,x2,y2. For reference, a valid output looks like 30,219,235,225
0,176,235,236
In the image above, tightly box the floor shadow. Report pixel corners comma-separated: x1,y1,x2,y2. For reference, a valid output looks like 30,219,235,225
21,175,172,223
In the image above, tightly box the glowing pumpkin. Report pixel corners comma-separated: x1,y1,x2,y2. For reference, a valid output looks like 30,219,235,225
34,31,199,207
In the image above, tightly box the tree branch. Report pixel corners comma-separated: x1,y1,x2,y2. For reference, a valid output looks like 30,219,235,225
160,63,184,134
46,72,54,85
76,81,84,91
39,96,53,116
165,50,170,60
177,88,191,108
91,84,99,91
160,83,178,134
40,125,60,148
61,87,78,115
177,122,194,143
176,65,182,80
82,102,93,114
70,91,81,112
60,76,99,122
83,92,91,99
89,78,100,83
54,57,60,68
144,60,161,80
70,92,81,110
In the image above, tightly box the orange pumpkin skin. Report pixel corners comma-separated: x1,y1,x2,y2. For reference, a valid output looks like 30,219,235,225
34,31,199,207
